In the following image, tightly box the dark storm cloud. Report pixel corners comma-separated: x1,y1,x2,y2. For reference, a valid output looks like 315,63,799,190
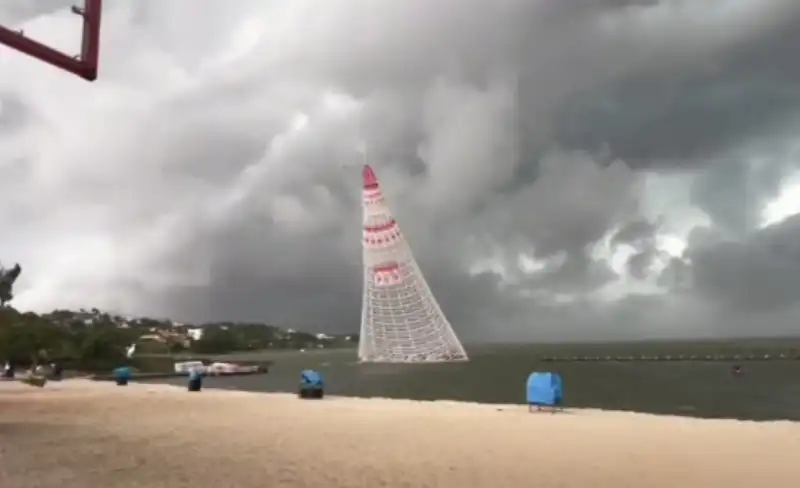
105,1,800,336
0,0,73,23
611,218,661,280
0,94,29,131
690,125,800,237
625,249,656,280
482,150,641,259
678,215,800,311
555,23,800,166
4,0,800,340
645,214,800,337
519,253,619,295
612,218,659,248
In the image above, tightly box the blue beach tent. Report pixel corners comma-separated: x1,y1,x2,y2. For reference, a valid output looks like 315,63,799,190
526,372,563,411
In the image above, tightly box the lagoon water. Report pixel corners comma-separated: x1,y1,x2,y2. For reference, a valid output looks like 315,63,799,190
145,341,800,421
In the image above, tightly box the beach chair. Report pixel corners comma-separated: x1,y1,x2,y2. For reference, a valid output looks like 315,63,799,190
114,366,132,386
187,369,203,392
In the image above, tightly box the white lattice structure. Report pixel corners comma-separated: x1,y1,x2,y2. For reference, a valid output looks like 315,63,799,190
358,165,469,363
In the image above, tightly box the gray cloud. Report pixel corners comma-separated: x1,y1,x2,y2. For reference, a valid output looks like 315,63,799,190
2,0,800,340
555,22,800,166
674,214,800,311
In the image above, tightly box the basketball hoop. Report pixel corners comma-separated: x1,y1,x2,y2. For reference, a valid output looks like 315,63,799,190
0,0,102,81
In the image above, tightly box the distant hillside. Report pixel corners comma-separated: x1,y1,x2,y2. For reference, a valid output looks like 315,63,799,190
0,307,358,370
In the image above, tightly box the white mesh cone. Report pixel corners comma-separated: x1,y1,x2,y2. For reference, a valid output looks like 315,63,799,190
358,165,469,363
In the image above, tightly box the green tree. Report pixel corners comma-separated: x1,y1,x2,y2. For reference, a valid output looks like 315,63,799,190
0,310,66,366
191,326,238,354
72,326,129,371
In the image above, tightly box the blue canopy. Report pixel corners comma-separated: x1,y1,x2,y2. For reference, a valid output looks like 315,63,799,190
300,369,323,387
526,372,563,406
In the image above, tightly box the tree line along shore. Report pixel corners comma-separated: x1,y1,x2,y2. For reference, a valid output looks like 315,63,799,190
0,307,357,374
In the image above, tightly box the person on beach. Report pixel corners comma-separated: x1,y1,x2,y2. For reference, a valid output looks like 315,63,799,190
51,362,63,380
2,360,13,378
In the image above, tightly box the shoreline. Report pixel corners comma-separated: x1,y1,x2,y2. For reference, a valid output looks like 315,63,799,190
18,378,800,423
131,380,800,422
2,380,799,487
131,376,800,423
8,377,800,427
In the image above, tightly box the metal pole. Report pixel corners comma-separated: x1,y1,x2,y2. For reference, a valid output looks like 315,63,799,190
0,0,102,81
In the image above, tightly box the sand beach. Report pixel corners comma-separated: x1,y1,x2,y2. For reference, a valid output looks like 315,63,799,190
1,379,798,488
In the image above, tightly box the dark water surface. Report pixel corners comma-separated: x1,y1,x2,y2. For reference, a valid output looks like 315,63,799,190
143,341,800,421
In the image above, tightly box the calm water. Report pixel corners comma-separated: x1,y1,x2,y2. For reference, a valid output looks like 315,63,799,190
144,342,800,421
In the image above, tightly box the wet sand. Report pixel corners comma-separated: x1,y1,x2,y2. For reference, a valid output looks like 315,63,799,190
1,380,798,488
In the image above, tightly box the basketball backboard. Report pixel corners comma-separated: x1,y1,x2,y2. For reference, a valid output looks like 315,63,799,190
0,0,102,81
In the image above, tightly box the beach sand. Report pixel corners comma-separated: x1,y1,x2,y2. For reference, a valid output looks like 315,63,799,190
1,380,798,488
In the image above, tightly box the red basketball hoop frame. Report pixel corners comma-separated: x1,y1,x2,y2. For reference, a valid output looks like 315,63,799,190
0,0,102,82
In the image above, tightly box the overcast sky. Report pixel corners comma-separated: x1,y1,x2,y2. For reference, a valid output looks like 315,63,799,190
1,0,799,340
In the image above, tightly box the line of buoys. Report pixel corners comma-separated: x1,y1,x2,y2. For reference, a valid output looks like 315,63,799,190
538,353,798,362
